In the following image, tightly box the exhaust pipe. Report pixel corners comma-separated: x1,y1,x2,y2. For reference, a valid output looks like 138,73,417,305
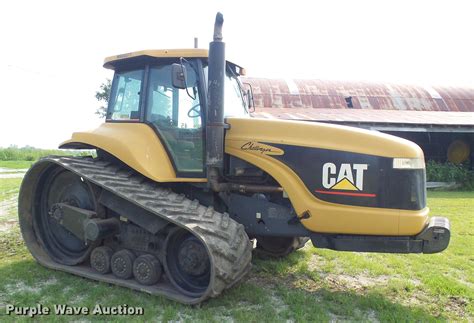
207,12,226,189
205,13,283,194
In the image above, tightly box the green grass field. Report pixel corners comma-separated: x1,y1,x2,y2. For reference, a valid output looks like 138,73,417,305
0,164,472,322
0,147,92,162
0,161,34,169
0,147,94,167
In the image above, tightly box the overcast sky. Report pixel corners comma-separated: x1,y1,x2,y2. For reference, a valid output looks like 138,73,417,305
1,0,473,148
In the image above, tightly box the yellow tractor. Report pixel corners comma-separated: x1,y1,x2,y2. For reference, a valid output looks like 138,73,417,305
19,13,450,304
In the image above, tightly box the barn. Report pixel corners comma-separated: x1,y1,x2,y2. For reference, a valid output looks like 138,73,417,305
244,78,474,166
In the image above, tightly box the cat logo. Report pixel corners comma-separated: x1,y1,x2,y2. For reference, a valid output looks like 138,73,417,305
316,163,376,197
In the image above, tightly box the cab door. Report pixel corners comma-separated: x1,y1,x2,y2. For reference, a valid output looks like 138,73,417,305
145,63,205,177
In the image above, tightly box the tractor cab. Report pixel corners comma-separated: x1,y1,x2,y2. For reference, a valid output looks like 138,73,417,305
103,49,249,174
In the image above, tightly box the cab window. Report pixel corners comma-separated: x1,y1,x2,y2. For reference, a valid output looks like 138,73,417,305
146,63,203,174
202,65,248,117
108,69,143,120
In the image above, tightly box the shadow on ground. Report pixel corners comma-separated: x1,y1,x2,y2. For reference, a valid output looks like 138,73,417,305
0,253,443,322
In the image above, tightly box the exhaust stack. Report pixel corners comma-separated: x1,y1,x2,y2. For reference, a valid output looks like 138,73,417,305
207,12,226,188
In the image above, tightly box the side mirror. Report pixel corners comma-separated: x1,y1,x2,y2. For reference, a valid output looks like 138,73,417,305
171,63,187,89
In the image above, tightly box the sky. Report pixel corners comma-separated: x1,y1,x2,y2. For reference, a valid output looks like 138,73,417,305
1,0,473,148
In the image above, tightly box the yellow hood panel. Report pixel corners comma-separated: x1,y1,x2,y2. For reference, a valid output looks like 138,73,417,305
226,117,423,158
226,117,428,236
60,123,205,183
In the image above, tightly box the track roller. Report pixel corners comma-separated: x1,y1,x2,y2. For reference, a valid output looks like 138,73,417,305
111,249,136,279
133,254,162,285
90,246,114,274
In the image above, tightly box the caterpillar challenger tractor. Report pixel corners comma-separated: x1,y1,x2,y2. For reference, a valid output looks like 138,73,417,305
19,13,450,304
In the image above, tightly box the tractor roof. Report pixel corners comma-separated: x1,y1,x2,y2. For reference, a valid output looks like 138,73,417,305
103,49,245,75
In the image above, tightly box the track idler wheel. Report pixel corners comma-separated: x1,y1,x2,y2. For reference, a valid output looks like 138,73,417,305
133,254,162,285
111,249,136,279
164,228,211,297
90,246,113,274
26,166,99,265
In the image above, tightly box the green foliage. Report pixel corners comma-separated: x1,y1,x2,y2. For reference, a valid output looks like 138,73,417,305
0,160,34,169
426,160,474,189
0,146,92,162
95,78,112,118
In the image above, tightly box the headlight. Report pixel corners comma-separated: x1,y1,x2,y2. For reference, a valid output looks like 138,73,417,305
393,158,425,169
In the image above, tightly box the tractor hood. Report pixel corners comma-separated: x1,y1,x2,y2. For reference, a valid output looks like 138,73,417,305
225,117,428,236
225,117,423,159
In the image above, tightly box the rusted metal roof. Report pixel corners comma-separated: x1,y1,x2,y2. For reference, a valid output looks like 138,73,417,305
244,78,474,129
253,108,474,132
244,78,474,112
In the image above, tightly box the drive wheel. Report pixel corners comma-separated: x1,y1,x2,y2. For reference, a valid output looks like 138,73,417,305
111,249,136,279
33,167,97,265
164,228,211,297
91,246,113,274
255,236,309,258
133,254,162,285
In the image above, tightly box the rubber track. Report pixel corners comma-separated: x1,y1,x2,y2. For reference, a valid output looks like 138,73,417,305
24,156,252,304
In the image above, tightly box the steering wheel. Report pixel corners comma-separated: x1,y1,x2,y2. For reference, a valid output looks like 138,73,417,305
187,103,201,118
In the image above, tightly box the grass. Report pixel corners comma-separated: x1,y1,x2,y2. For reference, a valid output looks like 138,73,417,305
0,165,472,321
0,161,34,169
0,147,94,164
0,147,70,162
0,178,22,221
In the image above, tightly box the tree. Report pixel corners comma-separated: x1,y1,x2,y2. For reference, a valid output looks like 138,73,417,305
95,79,111,118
